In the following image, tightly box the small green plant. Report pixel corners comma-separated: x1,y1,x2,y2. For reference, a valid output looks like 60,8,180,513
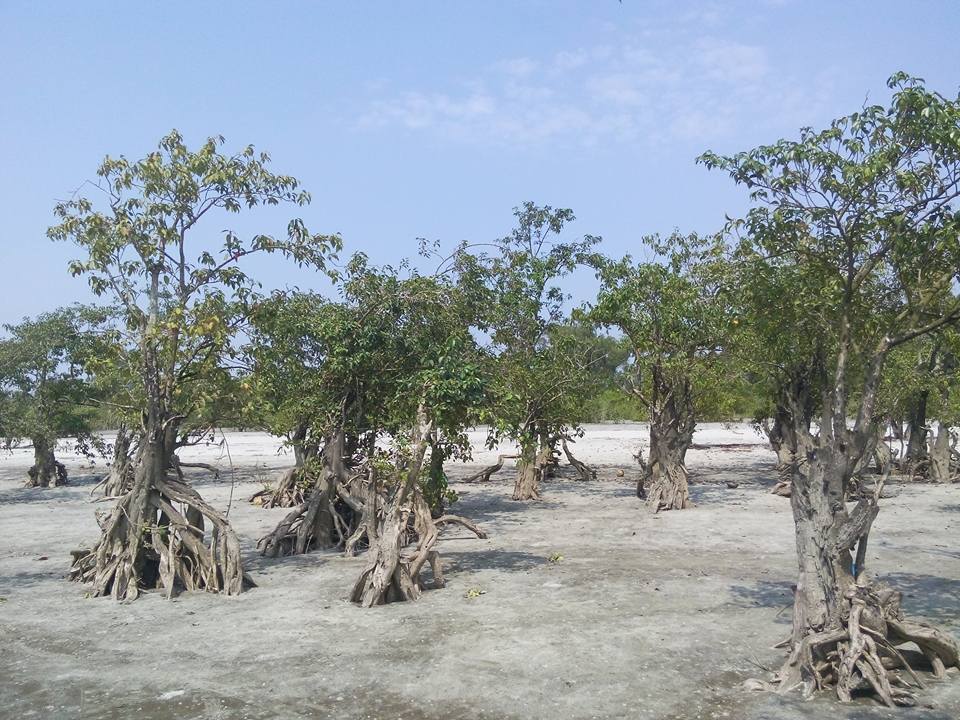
463,587,486,599
548,552,564,563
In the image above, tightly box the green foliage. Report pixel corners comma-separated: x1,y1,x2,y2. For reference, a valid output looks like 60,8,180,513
590,232,733,423
455,202,602,448
0,307,103,456
876,330,960,425
47,130,340,444
702,72,960,434
245,252,487,469
422,463,459,514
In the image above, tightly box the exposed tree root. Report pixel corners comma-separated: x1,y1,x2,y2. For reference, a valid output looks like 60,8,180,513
256,416,487,604
257,431,361,557
70,445,253,600
26,439,67,488
760,579,960,707
642,439,692,512
349,407,487,606
90,427,137,498
27,458,67,488
249,467,308,508
755,439,960,707
349,488,486,606
257,469,359,557
646,460,692,512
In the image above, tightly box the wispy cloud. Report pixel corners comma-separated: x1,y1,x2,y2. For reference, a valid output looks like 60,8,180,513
358,19,825,149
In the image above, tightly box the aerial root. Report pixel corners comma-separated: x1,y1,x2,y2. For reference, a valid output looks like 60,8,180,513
349,490,486,607
754,581,960,706
256,467,366,557
249,467,306,508
70,475,252,600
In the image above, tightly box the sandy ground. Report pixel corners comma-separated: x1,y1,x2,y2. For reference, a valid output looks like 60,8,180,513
1,423,958,720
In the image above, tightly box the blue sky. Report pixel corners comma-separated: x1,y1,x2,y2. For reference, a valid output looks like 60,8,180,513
1,1,958,325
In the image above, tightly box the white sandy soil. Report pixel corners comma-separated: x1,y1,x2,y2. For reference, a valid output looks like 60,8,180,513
1,423,958,720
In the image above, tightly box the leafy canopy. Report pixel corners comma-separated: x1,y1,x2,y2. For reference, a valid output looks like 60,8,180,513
47,130,341,441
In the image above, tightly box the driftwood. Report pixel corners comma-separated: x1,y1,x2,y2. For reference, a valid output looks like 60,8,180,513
561,436,596,481
461,454,519,483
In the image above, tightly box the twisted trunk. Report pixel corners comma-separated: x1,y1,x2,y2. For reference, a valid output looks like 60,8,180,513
641,366,695,511
775,428,959,704
644,415,693,511
767,340,959,705
349,436,487,606
512,432,551,501
26,437,67,488
766,407,800,497
929,423,958,483
257,429,348,557
351,404,436,606
98,426,136,497
70,273,250,600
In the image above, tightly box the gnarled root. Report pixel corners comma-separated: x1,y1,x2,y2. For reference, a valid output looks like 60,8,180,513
258,431,365,557
646,459,692,512
349,489,486,607
26,459,68,488
70,475,252,600
762,580,959,707
249,467,308,508
257,469,362,557
91,428,139,498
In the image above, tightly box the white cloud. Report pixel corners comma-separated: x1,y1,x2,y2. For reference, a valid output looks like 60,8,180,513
493,57,539,77
360,90,495,131
358,22,822,148
694,38,769,84
586,73,646,107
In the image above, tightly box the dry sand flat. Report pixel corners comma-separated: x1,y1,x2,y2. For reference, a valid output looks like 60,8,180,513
1,424,958,719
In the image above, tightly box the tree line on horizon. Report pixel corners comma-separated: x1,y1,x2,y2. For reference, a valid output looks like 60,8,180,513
1,72,959,707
